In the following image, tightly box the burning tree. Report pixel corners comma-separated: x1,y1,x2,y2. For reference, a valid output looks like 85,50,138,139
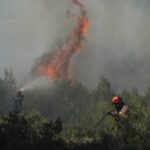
32,0,89,80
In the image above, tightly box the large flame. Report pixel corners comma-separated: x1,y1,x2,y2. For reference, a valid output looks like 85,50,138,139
32,0,89,80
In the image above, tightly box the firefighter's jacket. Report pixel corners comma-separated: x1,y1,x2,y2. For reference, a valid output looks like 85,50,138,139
114,98,128,117
11,94,24,113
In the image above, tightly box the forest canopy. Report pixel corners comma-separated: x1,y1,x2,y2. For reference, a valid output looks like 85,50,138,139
0,69,150,150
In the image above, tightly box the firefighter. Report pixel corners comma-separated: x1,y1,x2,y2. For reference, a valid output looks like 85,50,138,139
111,96,128,118
95,96,128,129
109,95,128,131
11,90,24,113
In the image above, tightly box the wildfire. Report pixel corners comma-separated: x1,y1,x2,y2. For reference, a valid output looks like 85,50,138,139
32,0,89,80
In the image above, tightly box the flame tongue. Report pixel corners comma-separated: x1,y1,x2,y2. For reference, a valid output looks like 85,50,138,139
33,0,89,80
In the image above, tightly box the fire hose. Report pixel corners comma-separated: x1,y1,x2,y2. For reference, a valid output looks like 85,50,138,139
95,110,121,128
95,110,113,128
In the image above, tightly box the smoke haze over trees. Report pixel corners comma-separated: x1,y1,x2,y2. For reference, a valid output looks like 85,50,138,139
0,0,150,91
1,1,150,149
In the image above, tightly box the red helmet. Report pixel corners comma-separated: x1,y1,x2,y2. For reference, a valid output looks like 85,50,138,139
112,96,119,104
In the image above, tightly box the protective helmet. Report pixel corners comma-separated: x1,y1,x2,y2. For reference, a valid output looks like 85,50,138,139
16,90,22,95
112,96,119,104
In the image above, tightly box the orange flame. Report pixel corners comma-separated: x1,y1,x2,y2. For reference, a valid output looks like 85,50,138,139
32,0,89,80
80,19,89,35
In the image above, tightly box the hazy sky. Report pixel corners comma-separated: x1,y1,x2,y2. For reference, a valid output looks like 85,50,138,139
0,0,71,78
0,0,150,92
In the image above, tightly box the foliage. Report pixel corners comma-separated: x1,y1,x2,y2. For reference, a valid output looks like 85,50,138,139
0,70,150,150
25,79,90,121
0,112,64,150
92,77,115,102
0,69,16,113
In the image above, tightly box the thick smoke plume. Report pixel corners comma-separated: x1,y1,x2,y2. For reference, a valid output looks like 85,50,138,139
1,0,150,92
32,0,89,80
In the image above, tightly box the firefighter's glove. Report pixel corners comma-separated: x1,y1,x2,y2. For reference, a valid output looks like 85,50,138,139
119,112,128,118
119,111,124,116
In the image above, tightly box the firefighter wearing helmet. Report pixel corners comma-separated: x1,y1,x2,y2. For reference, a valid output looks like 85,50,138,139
111,96,128,117
95,96,128,128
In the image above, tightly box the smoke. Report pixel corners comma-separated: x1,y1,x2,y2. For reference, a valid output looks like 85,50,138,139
0,0,150,92
73,0,150,92
0,0,72,80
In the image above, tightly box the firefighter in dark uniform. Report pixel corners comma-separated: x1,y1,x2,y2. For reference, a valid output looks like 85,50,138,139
11,90,24,113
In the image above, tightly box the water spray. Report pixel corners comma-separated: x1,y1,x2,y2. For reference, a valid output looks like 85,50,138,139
20,77,54,92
